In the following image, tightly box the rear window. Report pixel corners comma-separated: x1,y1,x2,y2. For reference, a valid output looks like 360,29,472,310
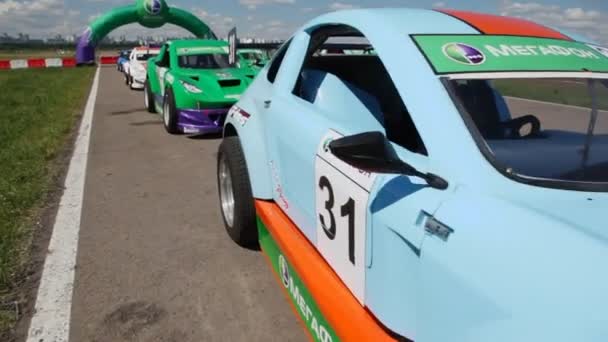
135,53,158,61
449,76,608,190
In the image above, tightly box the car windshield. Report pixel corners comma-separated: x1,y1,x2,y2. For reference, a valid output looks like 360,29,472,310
135,53,157,61
178,53,230,69
448,77,608,189
240,52,262,60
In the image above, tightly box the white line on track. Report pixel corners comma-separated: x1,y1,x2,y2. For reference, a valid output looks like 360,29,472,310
26,66,100,342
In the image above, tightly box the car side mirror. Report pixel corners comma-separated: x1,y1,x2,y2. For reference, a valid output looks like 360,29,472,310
328,132,448,190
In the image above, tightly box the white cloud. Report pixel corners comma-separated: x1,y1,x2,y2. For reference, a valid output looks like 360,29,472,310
189,8,239,38
499,0,608,44
432,2,446,8
239,0,296,10
328,2,360,11
0,0,63,16
0,0,87,37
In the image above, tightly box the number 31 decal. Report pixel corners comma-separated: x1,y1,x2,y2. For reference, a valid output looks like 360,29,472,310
315,131,376,304
318,176,356,264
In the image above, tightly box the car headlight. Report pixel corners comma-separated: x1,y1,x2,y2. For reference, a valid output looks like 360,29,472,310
180,80,203,94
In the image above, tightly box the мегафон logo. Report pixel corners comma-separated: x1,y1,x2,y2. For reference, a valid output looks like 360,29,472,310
144,0,162,15
279,255,290,288
443,43,486,65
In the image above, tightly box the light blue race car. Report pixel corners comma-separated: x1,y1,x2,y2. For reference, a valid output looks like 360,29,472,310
216,8,608,342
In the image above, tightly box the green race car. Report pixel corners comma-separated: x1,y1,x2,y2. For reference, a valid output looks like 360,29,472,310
237,48,269,71
145,39,256,134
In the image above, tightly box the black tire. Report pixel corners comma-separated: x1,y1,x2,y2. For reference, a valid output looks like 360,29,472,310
162,89,179,134
125,72,130,85
217,136,258,248
144,79,156,113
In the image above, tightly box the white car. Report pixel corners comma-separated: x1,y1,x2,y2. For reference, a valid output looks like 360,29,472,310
124,47,160,90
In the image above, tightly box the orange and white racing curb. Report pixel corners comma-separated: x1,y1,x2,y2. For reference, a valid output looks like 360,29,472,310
0,55,117,70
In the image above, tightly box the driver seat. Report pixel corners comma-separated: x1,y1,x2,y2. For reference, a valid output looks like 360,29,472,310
455,80,505,139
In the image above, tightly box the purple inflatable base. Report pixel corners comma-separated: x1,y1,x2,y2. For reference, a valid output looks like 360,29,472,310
76,28,96,65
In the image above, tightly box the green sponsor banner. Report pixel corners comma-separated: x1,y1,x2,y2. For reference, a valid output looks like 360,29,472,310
413,35,608,74
257,217,339,342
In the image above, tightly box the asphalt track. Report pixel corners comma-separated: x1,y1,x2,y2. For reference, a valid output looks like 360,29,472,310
67,67,306,342
33,68,607,342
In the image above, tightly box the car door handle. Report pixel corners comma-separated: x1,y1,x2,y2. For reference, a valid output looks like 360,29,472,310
264,100,272,108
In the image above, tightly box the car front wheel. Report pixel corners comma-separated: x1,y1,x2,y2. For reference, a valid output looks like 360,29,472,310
144,79,156,113
162,89,179,134
217,136,257,247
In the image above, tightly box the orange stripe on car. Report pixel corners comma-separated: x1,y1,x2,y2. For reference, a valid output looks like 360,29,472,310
440,9,572,40
256,200,397,342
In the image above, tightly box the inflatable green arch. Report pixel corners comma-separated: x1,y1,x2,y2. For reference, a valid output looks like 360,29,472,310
76,0,215,64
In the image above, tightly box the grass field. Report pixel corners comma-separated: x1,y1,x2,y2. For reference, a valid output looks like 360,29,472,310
0,49,119,60
0,49,74,60
0,67,95,332
494,79,608,110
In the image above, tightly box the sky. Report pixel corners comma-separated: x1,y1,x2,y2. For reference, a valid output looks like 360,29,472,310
0,0,606,44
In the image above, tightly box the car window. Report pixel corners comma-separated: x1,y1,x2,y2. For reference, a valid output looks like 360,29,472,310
157,46,171,68
240,52,260,60
134,53,157,61
293,25,427,155
450,77,608,188
267,39,292,83
178,54,230,69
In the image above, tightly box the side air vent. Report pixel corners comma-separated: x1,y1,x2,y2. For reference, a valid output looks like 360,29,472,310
218,79,241,87
189,76,200,81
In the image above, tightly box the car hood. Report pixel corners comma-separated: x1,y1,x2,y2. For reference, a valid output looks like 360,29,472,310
177,68,252,101
129,61,147,70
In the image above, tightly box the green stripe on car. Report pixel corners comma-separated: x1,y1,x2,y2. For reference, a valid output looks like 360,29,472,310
257,217,339,342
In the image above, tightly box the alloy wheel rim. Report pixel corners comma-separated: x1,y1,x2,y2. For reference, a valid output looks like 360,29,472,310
219,154,235,227
163,100,170,126
144,86,148,108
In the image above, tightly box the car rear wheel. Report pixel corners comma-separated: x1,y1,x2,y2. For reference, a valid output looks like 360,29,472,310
162,89,179,134
217,136,257,248
144,79,156,113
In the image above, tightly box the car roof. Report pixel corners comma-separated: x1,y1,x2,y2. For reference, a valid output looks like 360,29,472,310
305,8,593,43
167,39,228,48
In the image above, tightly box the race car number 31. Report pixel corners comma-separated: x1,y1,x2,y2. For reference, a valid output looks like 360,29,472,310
315,130,377,304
